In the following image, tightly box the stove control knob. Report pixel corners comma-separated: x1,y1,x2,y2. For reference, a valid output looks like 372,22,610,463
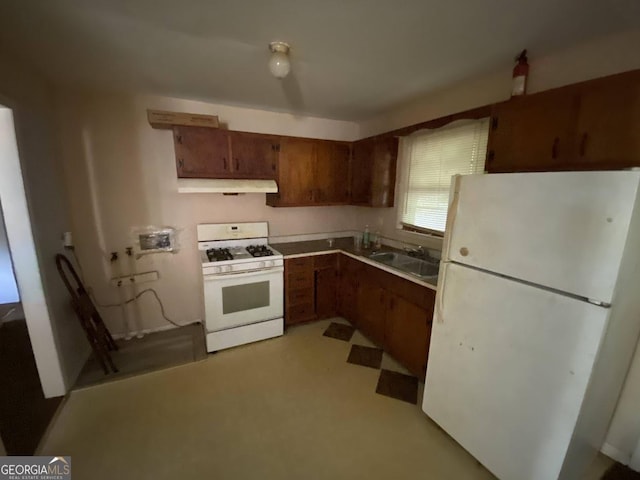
213,266,221,274
264,260,273,268
222,265,231,273
258,261,266,269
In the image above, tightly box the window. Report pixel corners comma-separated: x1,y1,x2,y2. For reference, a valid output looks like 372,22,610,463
398,118,489,234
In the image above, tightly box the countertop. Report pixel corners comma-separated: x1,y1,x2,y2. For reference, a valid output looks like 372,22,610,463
271,237,438,290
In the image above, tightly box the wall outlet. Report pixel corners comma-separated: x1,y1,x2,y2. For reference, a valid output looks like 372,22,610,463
110,271,159,287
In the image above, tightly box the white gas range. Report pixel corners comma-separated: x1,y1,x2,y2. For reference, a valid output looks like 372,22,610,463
197,222,284,352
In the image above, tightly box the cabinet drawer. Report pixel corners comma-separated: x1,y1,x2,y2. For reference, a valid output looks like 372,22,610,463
286,271,313,289
285,257,313,273
286,302,316,324
314,253,337,269
286,287,313,306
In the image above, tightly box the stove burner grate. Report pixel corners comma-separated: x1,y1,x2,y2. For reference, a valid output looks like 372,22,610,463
246,245,274,257
206,248,233,262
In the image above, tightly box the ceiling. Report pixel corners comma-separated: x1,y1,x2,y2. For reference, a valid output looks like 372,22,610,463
0,0,637,120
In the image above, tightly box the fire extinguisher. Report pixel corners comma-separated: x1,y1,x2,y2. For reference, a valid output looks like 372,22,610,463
512,49,529,97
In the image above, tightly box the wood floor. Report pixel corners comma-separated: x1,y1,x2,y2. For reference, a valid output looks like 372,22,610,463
0,316,63,454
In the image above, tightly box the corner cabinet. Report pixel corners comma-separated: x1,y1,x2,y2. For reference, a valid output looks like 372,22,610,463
487,70,640,173
266,138,352,207
337,254,435,378
284,254,337,326
350,137,398,207
173,127,278,179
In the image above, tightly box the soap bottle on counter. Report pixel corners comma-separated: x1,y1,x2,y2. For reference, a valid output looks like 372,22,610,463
363,225,370,249
374,231,382,250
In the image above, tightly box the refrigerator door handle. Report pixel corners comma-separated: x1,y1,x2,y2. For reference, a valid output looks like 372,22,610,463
436,262,449,323
442,174,462,261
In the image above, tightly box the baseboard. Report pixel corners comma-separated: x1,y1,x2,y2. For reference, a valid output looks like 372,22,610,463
602,442,631,465
111,320,201,340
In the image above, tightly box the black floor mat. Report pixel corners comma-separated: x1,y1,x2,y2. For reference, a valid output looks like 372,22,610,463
323,322,355,342
375,369,418,405
347,344,383,369
602,463,640,480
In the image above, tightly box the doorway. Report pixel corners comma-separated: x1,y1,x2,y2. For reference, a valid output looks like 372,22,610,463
0,106,64,454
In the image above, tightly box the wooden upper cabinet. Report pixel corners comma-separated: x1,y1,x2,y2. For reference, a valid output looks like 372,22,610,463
371,137,398,207
267,137,316,206
487,89,579,173
268,138,352,207
350,137,398,207
487,69,640,173
174,126,231,178
174,127,278,179
315,141,351,204
571,71,640,169
229,131,279,179
351,139,374,204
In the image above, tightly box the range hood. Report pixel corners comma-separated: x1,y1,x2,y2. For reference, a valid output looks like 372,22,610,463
177,178,278,194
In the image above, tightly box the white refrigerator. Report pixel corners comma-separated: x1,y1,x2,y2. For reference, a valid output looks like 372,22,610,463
423,171,640,480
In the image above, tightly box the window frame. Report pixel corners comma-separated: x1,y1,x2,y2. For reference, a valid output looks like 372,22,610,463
395,117,490,237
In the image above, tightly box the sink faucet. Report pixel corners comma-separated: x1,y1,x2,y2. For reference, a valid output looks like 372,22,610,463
404,245,426,258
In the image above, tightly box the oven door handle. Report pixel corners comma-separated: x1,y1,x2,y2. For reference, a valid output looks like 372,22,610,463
203,266,284,281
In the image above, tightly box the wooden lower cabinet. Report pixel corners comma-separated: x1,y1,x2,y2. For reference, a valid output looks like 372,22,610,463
337,253,436,378
315,266,337,319
357,278,386,346
284,254,338,325
385,294,433,377
337,255,360,325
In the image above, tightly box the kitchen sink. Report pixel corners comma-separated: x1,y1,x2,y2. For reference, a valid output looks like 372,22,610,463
368,251,439,280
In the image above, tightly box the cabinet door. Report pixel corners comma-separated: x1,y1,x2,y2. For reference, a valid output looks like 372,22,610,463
487,90,579,173
268,137,316,206
337,255,359,324
284,257,315,326
573,72,640,169
370,137,398,207
350,139,373,205
315,267,337,319
229,131,279,179
315,142,351,204
174,126,230,178
357,278,386,346
385,293,432,379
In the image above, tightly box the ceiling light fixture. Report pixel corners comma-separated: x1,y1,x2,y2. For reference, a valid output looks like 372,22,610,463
268,42,291,79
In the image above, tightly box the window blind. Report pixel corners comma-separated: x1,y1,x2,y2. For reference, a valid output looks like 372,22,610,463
399,118,489,233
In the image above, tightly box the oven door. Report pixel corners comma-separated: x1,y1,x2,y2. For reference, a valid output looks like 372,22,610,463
203,267,284,332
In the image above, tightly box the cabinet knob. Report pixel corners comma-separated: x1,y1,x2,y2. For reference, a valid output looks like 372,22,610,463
178,158,184,168
223,157,227,170
459,247,469,256
176,135,183,144
235,158,240,170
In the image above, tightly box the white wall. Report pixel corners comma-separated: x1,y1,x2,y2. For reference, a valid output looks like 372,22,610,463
0,53,88,396
359,29,640,138
0,199,19,304
54,90,365,335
